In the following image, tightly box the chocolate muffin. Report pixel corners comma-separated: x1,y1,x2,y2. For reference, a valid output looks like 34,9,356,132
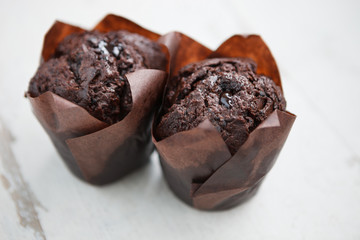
155,58,286,154
28,30,167,125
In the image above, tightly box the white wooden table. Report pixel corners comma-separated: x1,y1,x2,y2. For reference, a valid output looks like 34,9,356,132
1,0,359,239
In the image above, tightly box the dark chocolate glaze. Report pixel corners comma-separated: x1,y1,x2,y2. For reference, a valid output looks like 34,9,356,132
155,58,286,155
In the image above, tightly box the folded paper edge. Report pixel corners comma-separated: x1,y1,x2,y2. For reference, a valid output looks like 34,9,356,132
153,118,232,169
65,69,167,180
158,31,212,79
28,91,108,132
191,110,296,201
42,21,85,62
154,110,295,158
93,14,161,40
42,14,165,63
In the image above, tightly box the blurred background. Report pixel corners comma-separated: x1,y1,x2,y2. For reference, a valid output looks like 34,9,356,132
0,0,359,239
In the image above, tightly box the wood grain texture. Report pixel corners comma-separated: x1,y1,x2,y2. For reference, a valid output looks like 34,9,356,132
0,120,46,240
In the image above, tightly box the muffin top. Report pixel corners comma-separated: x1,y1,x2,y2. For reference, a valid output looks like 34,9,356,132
155,58,286,154
28,30,167,125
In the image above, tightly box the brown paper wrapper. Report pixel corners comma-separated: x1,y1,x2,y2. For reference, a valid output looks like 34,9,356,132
28,15,168,185
153,32,296,210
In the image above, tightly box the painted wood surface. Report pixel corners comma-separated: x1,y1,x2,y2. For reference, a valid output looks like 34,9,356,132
1,0,359,239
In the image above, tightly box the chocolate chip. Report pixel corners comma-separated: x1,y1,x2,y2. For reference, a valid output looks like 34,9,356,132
204,99,209,107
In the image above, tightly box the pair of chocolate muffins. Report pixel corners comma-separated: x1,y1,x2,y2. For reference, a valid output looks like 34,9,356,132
28,15,295,211
29,33,285,154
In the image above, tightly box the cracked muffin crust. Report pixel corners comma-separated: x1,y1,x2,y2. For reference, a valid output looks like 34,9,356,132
155,58,286,155
28,31,167,124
